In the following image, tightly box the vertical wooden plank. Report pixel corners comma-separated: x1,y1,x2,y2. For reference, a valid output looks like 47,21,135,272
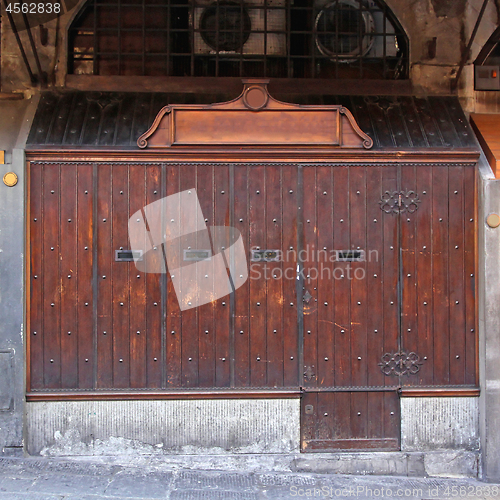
197,165,216,388
60,165,78,388
382,165,399,386
179,164,199,387
265,165,284,388
96,164,113,388
300,391,316,450
349,167,367,387
464,166,477,386
282,166,298,387
349,167,368,441
76,165,94,389
432,167,450,386
302,166,317,390
333,166,351,388
316,167,334,388
414,166,434,386
383,391,400,445
365,166,385,389
111,164,130,388
129,164,147,388
145,164,163,388
234,165,250,387
42,164,61,389
166,164,182,387
400,165,418,386
29,163,44,390
448,166,466,385
214,165,231,387
248,165,267,387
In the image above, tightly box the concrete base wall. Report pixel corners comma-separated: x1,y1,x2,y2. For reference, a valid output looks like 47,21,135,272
401,397,479,452
26,399,301,456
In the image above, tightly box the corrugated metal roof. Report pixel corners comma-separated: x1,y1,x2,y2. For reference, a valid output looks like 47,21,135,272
26,91,478,150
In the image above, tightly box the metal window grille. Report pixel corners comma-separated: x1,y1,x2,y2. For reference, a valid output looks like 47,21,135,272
68,0,408,79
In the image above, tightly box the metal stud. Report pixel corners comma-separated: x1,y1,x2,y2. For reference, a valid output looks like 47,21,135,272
119,359,123,363
307,330,311,334
390,246,393,250
374,274,377,278
456,301,459,304
290,356,294,360
424,356,428,360
51,190,54,194
273,218,277,222
341,329,345,334
454,191,458,194
222,358,226,362
324,302,328,306
323,191,327,195
324,413,328,416
103,219,106,222
290,302,294,306
68,275,71,279
137,275,140,279
307,220,310,223
390,301,394,305
85,359,89,362
257,302,261,306
256,190,260,194
137,331,140,335
439,218,443,222
84,191,88,195
356,190,360,195
153,302,158,306
423,245,427,249
188,302,192,306
257,357,261,361
471,329,474,332
374,219,377,223
222,301,226,306
423,191,427,194
470,218,473,222
188,357,192,361
325,357,329,361
390,412,394,415
239,218,243,222
358,357,362,360
407,218,410,222
85,247,88,250
154,358,158,361
424,301,427,305
33,218,37,221
50,303,55,307
120,302,124,306
153,190,157,194
239,330,243,334
50,359,54,363
120,191,124,195
455,245,459,249
471,274,474,277
456,355,460,359
51,247,54,251
33,332,37,335
221,190,225,194
357,301,361,305
340,219,344,223
289,189,293,193
374,329,378,333
273,329,277,333
408,328,411,332
357,412,361,416
103,331,107,335
102,276,106,279
206,330,209,334
171,330,175,334
407,274,411,277
68,219,72,222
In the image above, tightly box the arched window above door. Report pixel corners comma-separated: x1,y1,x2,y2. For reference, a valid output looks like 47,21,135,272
68,0,408,79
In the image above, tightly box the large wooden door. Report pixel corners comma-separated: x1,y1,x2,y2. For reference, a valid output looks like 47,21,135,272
28,161,477,450
299,164,477,451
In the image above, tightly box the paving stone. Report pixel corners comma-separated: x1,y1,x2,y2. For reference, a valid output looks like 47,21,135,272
0,494,63,500
0,459,48,477
32,473,111,496
105,470,173,498
0,475,36,493
174,471,256,491
171,491,258,500
43,461,120,476
256,473,317,487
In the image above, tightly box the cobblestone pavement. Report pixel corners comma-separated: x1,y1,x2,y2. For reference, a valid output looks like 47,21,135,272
0,456,499,500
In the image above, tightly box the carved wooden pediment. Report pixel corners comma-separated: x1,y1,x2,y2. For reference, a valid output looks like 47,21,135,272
137,80,373,149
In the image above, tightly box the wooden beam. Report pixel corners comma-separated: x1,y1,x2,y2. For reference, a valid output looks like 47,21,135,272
470,113,500,178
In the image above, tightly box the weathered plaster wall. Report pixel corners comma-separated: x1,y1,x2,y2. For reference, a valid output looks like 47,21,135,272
1,0,497,96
